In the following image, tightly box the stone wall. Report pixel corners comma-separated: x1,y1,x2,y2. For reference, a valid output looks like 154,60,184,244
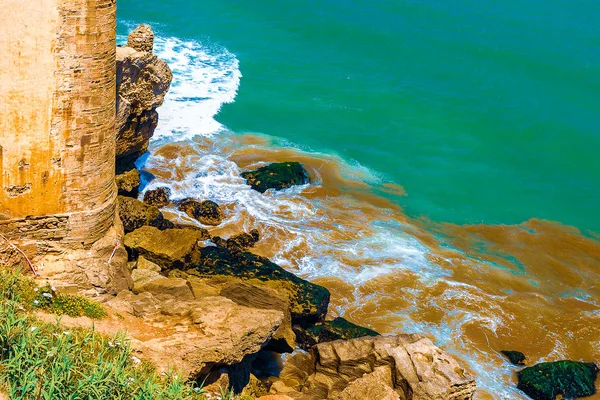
0,0,117,244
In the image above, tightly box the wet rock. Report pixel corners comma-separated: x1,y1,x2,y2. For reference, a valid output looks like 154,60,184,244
124,226,206,269
271,335,476,400
118,196,174,233
116,27,172,162
188,246,330,327
177,198,224,226
294,317,379,350
143,187,171,207
517,361,599,400
127,24,154,52
241,162,310,193
501,350,526,366
115,168,141,197
213,229,260,253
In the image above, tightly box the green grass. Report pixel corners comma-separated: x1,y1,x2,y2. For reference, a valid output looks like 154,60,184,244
0,269,251,399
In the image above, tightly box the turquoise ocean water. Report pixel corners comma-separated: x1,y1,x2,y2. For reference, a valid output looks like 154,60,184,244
118,0,600,233
117,1,600,397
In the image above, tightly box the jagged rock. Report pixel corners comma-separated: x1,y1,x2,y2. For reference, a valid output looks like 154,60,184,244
187,246,330,327
116,36,172,161
221,282,295,353
517,361,599,400
118,196,174,233
177,198,224,226
294,317,379,350
124,226,206,269
115,168,141,197
501,350,526,366
136,296,284,377
271,335,476,400
127,24,154,52
143,187,171,207
241,162,310,193
213,229,260,253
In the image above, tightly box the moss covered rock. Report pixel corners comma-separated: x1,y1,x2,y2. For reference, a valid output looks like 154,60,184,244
241,162,309,193
187,246,329,326
143,187,171,207
295,317,379,350
517,360,599,400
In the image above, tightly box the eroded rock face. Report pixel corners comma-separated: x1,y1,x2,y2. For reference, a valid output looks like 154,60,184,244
517,361,599,400
271,335,476,400
241,162,310,193
294,317,379,350
116,25,172,163
118,196,174,233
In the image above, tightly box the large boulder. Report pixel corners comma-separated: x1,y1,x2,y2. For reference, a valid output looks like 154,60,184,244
241,162,310,193
187,246,330,327
116,25,172,163
177,198,224,226
118,196,173,233
517,361,599,400
124,226,207,269
271,335,476,400
294,317,379,350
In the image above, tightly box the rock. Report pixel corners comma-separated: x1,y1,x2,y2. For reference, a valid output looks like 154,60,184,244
221,282,295,353
242,374,269,398
294,317,379,350
127,24,154,52
257,396,295,400
177,198,224,226
124,226,206,269
213,229,260,252
501,350,526,366
271,335,476,400
143,187,171,207
188,246,330,327
137,256,162,272
241,162,309,193
115,168,141,197
517,361,599,400
116,38,172,161
142,277,194,300
131,267,161,294
118,196,174,233
186,275,222,299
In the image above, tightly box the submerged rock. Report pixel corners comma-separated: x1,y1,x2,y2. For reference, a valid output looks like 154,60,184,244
517,361,599,400
271,335,476,399
241,162,310,193
177,198,224,226
187,246,330,327
143,187,171,207
118,196,174,233
501,350,526,366
294,317,379,350
115,168,141,198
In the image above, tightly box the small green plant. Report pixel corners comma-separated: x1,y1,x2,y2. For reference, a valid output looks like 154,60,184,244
32,285,107,319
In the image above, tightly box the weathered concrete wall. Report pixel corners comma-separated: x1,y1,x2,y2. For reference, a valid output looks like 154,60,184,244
0,0,117,244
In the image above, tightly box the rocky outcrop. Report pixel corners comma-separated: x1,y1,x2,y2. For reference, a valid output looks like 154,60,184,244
189,246,330,326
517,361,598,400
294,317,379,350
177,198,224,226
116,25,172,164
124,226,207,269
115,168,141,197
270,335,476,400
118,196,174,233
241,162,310,193
143,187,171,207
